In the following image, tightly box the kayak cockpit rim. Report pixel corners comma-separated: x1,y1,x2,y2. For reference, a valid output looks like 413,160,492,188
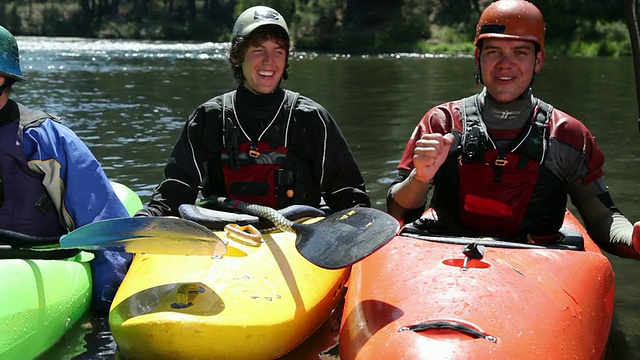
400,224,584,251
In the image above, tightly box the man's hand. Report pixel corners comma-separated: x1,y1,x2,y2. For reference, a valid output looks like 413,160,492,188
412,133,455,183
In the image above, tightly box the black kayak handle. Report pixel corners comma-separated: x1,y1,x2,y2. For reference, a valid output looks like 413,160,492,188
399,320,498,343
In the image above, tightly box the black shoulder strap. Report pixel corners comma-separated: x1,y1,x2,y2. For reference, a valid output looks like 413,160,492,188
534,98,553,127
283,90,299,147
221,91,240,169
221,90,237,133
284,90,300,111
461,94,491,162
517,98,553,164
221,90,236,114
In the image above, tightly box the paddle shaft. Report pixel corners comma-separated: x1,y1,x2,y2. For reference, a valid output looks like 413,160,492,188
205,197,296,232
0,229,59,247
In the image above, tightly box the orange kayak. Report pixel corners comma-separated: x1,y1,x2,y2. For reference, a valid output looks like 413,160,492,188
339,210,614,360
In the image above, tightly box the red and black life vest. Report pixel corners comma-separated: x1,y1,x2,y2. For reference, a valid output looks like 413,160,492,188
220,90,299,208
431,94,567,239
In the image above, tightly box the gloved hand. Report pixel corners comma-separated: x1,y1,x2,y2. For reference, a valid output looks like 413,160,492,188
632,221,640,256
133,208,151,217
90,250,133,315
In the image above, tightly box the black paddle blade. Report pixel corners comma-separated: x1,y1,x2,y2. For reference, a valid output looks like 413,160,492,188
294,207,400,269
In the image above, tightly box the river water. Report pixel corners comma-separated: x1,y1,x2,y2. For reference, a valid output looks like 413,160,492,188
13,37,640,359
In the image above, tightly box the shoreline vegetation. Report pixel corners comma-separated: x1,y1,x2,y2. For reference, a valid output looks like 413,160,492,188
0,0,632,57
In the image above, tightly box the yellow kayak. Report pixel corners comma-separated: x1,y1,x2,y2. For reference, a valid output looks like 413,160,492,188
109,217,350,359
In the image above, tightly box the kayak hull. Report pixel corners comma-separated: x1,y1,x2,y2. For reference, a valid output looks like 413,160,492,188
0,252,92,360
110,219,350,360
339,211,615,360
0,181,142,360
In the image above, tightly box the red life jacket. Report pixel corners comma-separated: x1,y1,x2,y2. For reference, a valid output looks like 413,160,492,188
431,95,566,238
220,90,299,208
455,94,553,238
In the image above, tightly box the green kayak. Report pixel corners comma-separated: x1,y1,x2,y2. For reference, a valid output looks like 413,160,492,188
0,181,142,360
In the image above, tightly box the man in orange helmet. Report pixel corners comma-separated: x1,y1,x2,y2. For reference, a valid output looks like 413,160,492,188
387,0,640,258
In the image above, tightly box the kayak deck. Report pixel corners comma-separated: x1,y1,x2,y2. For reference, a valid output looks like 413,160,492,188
0,252,92,360
110,219,350,360
0,181,142,360
340,210,615,360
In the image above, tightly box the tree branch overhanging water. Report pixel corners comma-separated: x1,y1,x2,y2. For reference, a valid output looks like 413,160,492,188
624,0,640,132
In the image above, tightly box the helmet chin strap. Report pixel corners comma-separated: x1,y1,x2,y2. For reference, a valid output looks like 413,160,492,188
0,77,14,94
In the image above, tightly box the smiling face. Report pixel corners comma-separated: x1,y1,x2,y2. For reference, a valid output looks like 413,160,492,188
475,38,545,103
241,38,287,95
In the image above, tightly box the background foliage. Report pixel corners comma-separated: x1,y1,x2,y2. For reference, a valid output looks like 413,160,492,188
0,0,633,56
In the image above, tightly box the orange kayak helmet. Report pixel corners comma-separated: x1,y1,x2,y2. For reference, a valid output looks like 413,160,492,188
474,0,545,50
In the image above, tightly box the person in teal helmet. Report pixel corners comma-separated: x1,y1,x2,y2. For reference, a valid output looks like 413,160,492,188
136,6,370,217
0,25,132,314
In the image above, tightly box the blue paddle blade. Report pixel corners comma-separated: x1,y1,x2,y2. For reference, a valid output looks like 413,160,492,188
60,217,227,257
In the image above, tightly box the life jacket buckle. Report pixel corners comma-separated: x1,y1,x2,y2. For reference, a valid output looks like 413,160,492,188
494,158,508,166
249,144,260,158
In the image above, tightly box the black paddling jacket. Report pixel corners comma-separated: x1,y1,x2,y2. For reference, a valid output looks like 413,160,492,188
138,86,370,216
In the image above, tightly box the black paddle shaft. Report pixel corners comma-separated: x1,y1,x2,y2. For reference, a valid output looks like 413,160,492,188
0,229,59,247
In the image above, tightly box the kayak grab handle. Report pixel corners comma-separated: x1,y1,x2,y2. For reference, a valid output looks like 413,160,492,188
399,319,498,343
224,224,262,246
171,283,205,309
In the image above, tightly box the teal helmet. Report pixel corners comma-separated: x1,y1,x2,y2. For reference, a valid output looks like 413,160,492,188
0,25,24,82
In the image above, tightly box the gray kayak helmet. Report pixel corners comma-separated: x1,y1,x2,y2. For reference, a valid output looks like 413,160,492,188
0,25,24,82
232,6,289,40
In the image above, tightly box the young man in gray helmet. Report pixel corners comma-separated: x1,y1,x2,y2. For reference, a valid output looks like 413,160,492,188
0,24,132,314
137,6,370,216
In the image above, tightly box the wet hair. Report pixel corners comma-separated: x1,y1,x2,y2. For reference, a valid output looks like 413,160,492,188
228,25,291,84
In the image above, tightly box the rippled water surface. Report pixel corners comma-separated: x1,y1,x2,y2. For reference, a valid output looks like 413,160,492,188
13,37,640,359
